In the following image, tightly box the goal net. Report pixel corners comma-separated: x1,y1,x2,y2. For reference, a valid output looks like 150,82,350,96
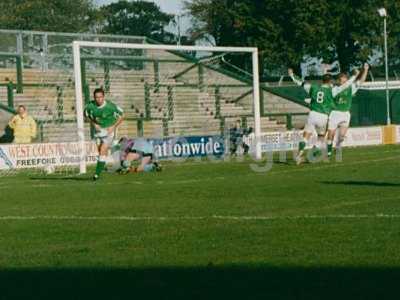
72,41,262,174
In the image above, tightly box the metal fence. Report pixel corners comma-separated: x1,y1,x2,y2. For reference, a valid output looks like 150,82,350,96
0,29,146,70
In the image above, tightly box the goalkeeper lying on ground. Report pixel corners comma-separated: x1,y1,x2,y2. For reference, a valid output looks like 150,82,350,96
117,137,162,173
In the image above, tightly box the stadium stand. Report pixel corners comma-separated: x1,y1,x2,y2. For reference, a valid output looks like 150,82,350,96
0,30,308,143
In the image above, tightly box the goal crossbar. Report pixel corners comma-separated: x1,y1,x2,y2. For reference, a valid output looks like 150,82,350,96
73,41,257,53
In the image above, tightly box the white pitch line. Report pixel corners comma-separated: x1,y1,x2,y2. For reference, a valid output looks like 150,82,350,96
0,214,400,221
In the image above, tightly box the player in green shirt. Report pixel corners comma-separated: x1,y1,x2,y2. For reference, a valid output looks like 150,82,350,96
84,88,124,180
288,68,358,164
327,64,369,157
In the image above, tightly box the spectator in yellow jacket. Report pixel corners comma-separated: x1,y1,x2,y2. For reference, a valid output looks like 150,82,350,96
8,105,37,144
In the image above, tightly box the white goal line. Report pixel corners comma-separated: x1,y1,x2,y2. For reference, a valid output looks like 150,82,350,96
0,214,399,222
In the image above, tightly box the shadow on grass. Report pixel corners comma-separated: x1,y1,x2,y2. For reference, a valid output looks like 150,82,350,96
320,180,400,187
29,176,92,182
0,265,399,299
273,160,292,166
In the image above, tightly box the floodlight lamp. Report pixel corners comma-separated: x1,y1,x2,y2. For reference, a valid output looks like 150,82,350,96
378,8,387,17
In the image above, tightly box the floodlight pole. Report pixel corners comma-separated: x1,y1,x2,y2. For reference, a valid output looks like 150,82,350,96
383,16,391,125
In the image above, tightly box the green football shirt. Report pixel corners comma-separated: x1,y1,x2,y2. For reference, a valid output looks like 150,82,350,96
333,83,358,112
307,84,334,115
84,100,124,128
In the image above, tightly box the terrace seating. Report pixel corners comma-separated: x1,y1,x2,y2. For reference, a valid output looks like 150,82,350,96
0,50,307,143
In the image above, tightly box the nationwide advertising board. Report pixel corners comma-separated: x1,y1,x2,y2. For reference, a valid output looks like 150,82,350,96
151,135,225,159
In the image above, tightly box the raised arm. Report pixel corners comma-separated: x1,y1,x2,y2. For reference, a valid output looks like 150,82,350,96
288,68,311,94
357,63,369,84
332,69,360,97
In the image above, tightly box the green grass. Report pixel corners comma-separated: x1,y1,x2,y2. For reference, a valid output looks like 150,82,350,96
1,145,400,299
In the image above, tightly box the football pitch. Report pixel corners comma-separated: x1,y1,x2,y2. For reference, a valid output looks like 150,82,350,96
1,145,400,299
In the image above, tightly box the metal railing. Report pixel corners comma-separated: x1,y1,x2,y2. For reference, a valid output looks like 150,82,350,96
0,53,23,92
0,29,146,71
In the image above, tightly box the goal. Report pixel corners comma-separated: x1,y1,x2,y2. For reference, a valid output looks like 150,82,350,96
72,41,263,174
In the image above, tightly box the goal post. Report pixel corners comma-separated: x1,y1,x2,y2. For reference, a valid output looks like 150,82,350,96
72,42,87,174
72,41,263,174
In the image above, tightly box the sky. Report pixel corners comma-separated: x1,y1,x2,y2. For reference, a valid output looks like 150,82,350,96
96,0,184,14
95,0,190,34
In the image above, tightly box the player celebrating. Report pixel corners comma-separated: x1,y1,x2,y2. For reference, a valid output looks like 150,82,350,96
288,68,359,164
117,137,161,173
85,88,124,180
327,64,370,157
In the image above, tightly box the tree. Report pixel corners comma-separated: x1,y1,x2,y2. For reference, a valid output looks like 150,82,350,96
185,0,400,75
322,0,400,72
185,0,331,75
0,0,95,32
99,0,175,43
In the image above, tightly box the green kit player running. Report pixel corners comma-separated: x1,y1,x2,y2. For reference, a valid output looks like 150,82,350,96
327,63,369,156
84,88,124,180
288,68,358,164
